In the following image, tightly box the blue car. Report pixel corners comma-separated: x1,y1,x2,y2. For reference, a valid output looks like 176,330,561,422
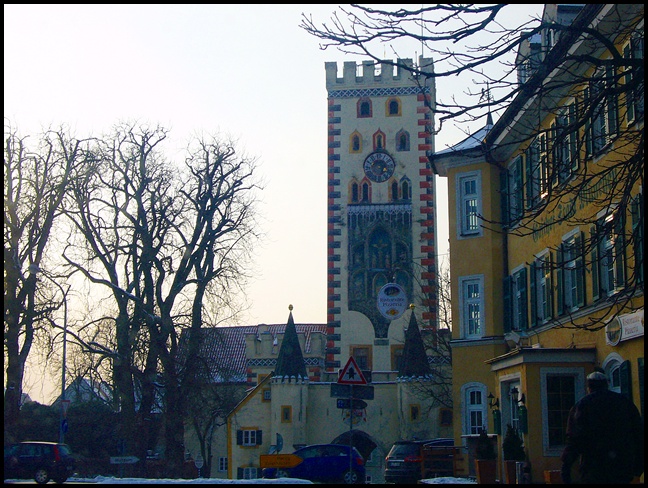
263,443,365,484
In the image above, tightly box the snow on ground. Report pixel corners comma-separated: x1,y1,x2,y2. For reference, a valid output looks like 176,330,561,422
7,475,476,484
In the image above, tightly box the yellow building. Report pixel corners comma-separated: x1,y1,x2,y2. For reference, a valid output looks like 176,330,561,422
432,4,643,483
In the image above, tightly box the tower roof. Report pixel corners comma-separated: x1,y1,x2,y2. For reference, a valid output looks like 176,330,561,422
398,308,431,379
273,305,308,381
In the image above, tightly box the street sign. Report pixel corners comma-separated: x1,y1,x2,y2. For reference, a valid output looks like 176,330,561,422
337,357,367,385
260,454,303,469
330,383,375,400
337,398,368,409
110,456,139,464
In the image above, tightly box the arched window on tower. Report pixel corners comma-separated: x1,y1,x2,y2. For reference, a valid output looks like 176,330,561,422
357,98,372,118
386,97,401,116
396,130,410,151
362,181,371,202
400,177,412,201
373,130,386,151
391,180,399,202
350,181,359,203
350,131,362,153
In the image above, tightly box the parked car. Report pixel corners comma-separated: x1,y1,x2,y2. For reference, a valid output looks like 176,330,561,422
262,443,365,484
384,438,453,484
4,441,76,484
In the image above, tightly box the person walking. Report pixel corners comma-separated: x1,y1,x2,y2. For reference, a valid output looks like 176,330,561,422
561,371,644,484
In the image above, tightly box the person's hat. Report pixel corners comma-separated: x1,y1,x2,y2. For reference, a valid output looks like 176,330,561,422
587,371,607,382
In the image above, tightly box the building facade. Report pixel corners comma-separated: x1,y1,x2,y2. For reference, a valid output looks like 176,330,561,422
432,4,644,483
184,56,453,482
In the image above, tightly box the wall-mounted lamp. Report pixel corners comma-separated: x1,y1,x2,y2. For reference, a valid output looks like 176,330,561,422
510,387,528,434
510,387,526,406
488,393,501,435
487,392,500,410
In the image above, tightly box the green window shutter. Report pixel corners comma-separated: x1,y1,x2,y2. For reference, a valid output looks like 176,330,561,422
631,194,644,285
576,232,585,307
638,358,644,418
614,213,626,288
256,430,263,445
237,467,244,479
520,267,528,330
584,87,593,158
236,430,243,445
556,246,564,316
620,360,632,401
590,226,600,301
525,148,532,209
547,251,553,318
503,276,512,333
530,261,538,327
500,170,509,226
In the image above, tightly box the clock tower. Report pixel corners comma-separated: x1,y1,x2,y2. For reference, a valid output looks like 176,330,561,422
324,57,438,373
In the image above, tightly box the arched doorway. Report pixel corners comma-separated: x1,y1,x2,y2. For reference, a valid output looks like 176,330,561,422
332,430,383,483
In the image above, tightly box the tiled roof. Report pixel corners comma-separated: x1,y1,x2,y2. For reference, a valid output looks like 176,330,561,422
179,323,327,383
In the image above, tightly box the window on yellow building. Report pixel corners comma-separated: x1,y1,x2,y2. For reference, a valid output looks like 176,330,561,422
460,275,484,339
531,251,553,325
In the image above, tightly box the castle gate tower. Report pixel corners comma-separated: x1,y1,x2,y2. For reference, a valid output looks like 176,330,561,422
324,57,438,374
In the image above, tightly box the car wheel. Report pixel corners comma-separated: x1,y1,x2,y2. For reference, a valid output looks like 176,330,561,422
34,467,50,484
342,469,360,484
276,469,290,478
53,475,68,484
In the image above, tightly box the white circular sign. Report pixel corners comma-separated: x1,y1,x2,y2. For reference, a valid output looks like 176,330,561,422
194,455,204,469
377,283,408,320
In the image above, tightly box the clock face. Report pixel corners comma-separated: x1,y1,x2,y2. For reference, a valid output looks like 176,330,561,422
363,152,395,183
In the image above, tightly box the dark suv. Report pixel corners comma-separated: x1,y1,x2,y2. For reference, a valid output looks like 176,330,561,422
4,441,76,484
384,438,453,484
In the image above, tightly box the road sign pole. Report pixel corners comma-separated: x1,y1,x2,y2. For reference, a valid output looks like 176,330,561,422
349,385,353,475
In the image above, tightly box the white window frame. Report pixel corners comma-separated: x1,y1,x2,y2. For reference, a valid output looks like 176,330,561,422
540,367,586,457
456,171,482,238
242,429,258,446
218,457,228,472
461,382,487,436
459,275,484,339
533,250,552,324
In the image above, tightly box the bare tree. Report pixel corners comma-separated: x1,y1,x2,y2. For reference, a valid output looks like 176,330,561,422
64,122,260,476
4,122,88,440
302,5,644,331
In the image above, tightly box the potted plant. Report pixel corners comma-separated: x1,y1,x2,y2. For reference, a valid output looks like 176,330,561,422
502,424,526,484
474,428,498,484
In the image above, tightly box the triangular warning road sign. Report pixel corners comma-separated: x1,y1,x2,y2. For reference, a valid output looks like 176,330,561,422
337,357,367,385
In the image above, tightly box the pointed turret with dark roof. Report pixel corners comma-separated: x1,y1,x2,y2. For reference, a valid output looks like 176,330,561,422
398,305,431,379
273,305,308,382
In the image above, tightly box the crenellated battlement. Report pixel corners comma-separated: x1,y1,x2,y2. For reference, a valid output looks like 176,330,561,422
326,56,434,91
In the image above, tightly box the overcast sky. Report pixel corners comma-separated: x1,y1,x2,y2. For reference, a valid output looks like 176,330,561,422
4,4,543,404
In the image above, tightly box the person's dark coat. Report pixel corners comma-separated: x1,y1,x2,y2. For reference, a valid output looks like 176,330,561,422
561,389,644,484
